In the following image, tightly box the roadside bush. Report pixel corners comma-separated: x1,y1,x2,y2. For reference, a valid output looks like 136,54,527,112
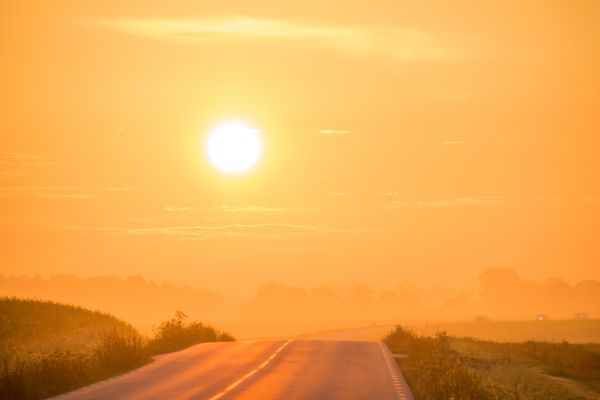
147,311,234,354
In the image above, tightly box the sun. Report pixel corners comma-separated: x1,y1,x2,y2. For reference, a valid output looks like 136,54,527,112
205,122,262,173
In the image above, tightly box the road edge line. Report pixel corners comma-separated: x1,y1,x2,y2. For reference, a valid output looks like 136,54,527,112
378,341,414,400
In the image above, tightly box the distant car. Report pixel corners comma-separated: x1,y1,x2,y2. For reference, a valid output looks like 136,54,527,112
575,312,589,320
535,314,548,321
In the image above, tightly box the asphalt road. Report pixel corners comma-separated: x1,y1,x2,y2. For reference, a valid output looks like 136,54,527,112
50,340,413,400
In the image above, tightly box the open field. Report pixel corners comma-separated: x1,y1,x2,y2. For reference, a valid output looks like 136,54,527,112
411,319,600,343
385,326,600,400
450,337,600,398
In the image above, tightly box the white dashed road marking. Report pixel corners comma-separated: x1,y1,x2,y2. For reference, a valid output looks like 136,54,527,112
207,340,293,400
378,342,414,400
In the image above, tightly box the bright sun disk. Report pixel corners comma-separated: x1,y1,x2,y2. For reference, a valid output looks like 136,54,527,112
206,122,262,173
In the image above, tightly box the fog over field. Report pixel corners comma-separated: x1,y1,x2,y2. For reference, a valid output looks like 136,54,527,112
2,268,598,338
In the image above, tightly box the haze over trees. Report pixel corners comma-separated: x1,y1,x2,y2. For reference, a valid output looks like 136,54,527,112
1,268,598,331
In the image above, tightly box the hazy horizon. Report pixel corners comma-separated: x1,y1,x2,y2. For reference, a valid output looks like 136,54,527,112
2,0,600,345
3,267,598,330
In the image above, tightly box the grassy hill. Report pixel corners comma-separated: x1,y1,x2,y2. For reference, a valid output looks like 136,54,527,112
0,297,233,400
0,297,139,359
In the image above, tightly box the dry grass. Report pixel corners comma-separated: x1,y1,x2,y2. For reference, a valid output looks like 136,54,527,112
1,328,149,400
385,325,600,400
0,298,234,400
384,326,506,399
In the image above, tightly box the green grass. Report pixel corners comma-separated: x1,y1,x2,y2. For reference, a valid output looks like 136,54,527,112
0,297,234,400
384,326,600,400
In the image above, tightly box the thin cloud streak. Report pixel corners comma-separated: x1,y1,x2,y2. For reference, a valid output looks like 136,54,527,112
320,129,351,135
165,206,192,212
0,186,132,199
390,196,600,208
0,152,43,161
114,223,384,240
456,196,600,206
442,141,466,145
0,152,56,166
86,17,457,62
220,205,287,213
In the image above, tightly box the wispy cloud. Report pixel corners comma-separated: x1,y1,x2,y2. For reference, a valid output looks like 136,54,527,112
114,223,382,240
0,152,57,181
100,187,132,192
0,152,57,167
85,17,457,62
165,206,192,212
378,192,399,196
390,196,600,208
220,205,287,213
455,196,600,207
0,152,43,162
391,200,457,208
0,186,132,199
442,141,466,145
319,129,351,135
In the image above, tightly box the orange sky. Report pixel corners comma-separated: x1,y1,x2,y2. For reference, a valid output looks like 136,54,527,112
1,1,599,298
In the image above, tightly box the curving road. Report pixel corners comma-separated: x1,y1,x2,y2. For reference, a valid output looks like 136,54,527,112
50,340,413,400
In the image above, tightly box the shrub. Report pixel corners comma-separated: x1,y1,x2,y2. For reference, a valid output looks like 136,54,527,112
384,326,508,400
147,311,234,354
